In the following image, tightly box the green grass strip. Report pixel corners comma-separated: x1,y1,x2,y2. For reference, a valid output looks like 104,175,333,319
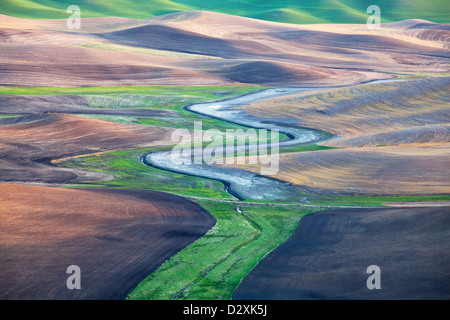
308,194,450,207
0,85,263,97
127,201,320,300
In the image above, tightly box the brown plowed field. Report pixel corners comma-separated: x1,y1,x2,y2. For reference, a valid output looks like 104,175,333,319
233,206,450,300
0,183,216,299
0,113,173,184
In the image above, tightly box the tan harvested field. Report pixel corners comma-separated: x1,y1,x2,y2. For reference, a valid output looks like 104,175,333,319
1,11,449,87
0,113,174,184
274,147,449,195
0,183,216,299
226,77,450,196
227,145,449,196
242,77,450,147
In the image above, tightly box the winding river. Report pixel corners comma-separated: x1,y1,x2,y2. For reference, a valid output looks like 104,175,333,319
142,87,326,201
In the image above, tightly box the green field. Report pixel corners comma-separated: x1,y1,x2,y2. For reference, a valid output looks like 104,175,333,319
127,201,319,300
2,0,449,24
0,85,262,100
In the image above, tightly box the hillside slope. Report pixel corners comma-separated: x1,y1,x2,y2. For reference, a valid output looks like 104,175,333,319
1,11,448,87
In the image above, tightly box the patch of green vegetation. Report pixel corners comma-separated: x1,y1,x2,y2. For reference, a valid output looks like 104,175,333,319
3,0,449,24
60,147,235,200
379,72,450,80
0,115,19,119
127,201,320,300
1,0,192,20
308,194,450,207
0,85,263,100
279,143,336,154
79,112,253,132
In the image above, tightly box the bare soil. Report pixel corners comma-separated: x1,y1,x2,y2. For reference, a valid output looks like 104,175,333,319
0,113,173,184
233,206,450,300
0,183,216,299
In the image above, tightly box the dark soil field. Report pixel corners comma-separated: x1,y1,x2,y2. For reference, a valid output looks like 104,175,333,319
233,206,450,300
0,183,216,299
0,113,173,184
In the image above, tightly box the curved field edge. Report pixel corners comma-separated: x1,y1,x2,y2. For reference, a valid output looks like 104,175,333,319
126,201,320,300
0,184,216,299
232,206,450,300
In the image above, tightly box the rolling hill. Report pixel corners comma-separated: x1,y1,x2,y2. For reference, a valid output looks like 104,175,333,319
1,0,449,24
1,11,448,87
220,77,450,196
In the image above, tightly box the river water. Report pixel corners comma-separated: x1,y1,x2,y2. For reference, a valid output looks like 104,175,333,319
142,87,327,201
